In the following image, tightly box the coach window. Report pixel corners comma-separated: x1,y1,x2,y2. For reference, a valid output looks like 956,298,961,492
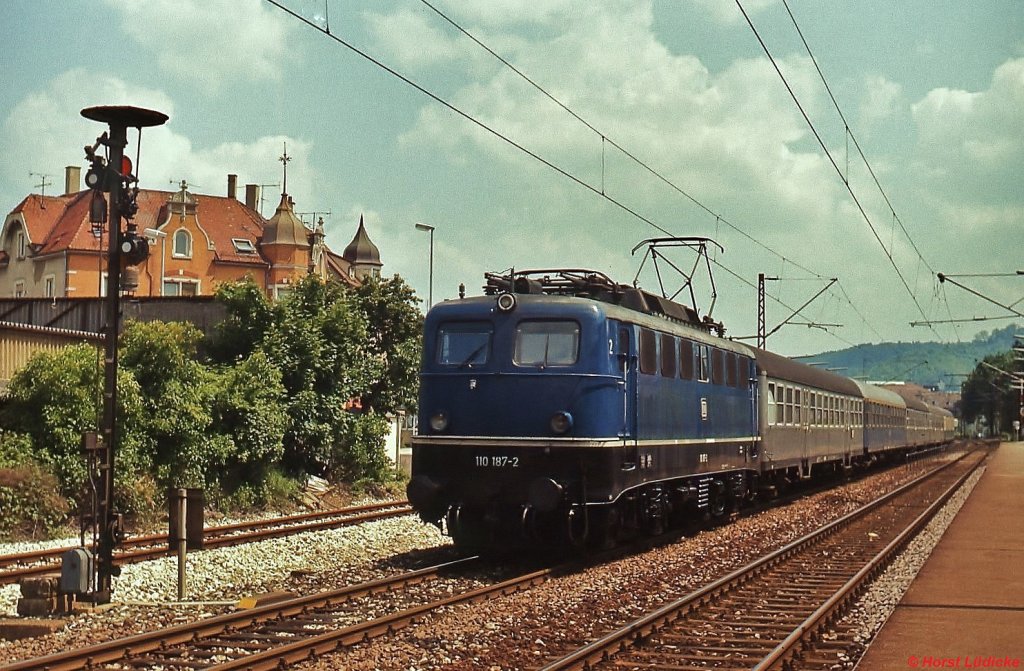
437,322,492,367
794,389,802,424
514,320,580,367
679,340,694,379
784,386,793,424
639,328,658,374
767,382,777,424
697,344,711,382
659,333,676,377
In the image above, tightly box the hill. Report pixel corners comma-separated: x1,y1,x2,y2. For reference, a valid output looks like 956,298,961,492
800,323,1021,391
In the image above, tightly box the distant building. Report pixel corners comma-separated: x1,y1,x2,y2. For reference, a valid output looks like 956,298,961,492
0,167,382,299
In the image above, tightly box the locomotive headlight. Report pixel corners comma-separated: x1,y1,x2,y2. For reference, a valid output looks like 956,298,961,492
496,292,517,312
429,411,449,432
549,411,573,435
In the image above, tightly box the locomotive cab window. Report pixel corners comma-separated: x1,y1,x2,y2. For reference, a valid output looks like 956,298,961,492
514,320,580,367
437,322,493,367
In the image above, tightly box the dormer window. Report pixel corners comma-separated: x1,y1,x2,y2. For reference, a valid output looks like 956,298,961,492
173,229,192,258
232,238,256,254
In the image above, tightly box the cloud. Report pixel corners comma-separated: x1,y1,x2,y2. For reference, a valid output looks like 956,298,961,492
0,70,314,215
102,0,297,94
859,75,903,126
911,57,1024,204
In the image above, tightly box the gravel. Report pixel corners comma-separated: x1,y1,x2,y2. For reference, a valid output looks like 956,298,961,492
0,453,972,671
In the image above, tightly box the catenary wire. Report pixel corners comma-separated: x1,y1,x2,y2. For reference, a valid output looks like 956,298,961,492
734,0,940,340
268,0,876,349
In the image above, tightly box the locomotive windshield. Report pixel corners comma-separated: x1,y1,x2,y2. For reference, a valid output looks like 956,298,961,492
437,322,492,367
513,320,579,367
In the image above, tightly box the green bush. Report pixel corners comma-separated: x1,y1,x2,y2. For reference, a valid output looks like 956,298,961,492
0,462,69,540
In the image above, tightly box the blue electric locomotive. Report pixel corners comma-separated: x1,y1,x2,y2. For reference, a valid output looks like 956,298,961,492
408,270,759,550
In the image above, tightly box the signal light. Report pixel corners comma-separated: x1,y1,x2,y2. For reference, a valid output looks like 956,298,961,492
119,231,149,266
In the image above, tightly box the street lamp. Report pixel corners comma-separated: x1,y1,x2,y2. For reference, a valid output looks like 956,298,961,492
415,222,434,308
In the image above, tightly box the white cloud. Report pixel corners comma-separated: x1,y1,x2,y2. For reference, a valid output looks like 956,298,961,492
103,0,297,94
911,57,1024,203
859,75,903,126
1,70,313,215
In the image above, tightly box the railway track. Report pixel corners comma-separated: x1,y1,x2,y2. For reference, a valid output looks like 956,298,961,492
535,449,985,671
3,554,554,671
0,500,412,586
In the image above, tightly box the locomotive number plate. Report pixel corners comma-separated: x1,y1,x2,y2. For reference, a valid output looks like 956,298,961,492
475,455,520,467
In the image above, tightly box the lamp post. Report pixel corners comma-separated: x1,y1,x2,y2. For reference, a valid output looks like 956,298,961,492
415,222,434,308
144,228,167,296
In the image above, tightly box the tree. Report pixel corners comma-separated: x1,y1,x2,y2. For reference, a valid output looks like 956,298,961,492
257,275,386,479
0,343,151,511
349,275,423,416
961,350,1019,435
120,320,216,488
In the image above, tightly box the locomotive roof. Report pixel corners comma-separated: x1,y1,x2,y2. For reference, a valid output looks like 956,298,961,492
747,346,863,397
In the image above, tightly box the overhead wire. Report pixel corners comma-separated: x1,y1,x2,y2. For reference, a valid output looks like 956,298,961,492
417,0,825,281
268,0,881,349
734,0,941,340
417,0,892,344
780,0,935,277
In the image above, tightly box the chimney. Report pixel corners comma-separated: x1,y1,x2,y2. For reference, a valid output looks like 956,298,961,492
65,166,81,195
227,174,238,200
245,184,259,212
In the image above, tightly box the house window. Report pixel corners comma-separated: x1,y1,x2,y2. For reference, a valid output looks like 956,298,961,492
14,280,25,298
231,238,257,254
44,276,55,298
172,229,192,258
163,279,199,296
16,231,26,259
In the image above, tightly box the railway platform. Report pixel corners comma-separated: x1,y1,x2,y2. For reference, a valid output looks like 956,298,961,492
856,442,1024,670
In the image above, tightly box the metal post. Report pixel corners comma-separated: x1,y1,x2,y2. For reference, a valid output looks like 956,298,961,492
176,488,187,601
81,106,167,603
415,223,435,308
757,272,766,349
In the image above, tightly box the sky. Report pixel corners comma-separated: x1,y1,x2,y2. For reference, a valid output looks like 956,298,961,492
2,0,1022,359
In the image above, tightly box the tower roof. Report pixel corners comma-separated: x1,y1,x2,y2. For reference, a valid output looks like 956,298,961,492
262,193,310,247
343,215,382,267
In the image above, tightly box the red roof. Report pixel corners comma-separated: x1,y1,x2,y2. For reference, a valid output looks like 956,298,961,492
20,189,270,266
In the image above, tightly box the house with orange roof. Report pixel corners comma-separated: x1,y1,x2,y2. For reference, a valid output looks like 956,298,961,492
0,167,383,300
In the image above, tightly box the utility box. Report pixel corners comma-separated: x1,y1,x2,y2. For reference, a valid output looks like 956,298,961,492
167,488,205,551
60,547,92,594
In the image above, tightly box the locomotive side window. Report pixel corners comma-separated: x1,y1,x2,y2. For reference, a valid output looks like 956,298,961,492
514,320,580,367
711,349,725,385
697,344,711,382
660,333,676,377
726,352,737,387
437,322,492,367
679,340,694,379
639,328,657,374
